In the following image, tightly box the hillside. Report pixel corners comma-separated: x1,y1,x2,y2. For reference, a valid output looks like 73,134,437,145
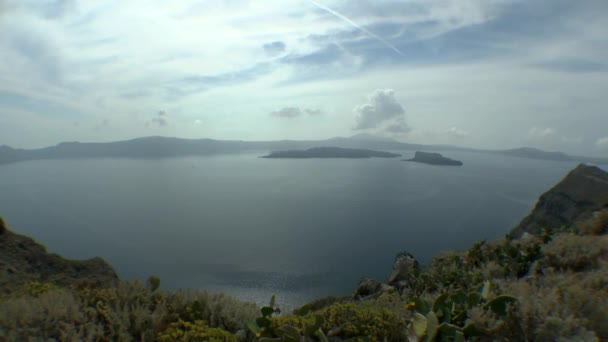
0,164,607,341
511,164,608,237
0,218,118,293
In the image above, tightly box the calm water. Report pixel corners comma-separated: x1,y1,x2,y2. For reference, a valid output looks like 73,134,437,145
0,151,587,309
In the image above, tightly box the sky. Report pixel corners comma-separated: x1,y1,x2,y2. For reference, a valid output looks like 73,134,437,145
0,0,607,155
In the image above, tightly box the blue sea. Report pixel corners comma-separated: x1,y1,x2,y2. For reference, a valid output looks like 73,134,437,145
0,151,588,310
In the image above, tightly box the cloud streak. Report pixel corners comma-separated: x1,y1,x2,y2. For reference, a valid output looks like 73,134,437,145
306,0,405,57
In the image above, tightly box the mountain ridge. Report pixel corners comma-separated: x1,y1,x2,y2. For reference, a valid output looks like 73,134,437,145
1,135,607,166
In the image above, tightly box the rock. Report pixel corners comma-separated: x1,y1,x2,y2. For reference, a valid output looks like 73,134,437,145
353,278,396,300
353,278,382,299
0,220,119,293
388,251,420,285
0,217,6,235
511,164,608,237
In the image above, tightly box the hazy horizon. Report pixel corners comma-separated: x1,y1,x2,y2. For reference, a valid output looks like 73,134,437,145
0,133,602,157
1,1,608,156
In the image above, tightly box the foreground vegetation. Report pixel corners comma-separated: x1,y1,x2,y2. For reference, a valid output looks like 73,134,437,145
0,210,606,341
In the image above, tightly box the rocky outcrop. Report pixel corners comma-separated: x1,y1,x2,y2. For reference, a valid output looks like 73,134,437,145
353,251,419,300
387,251,420,285
0,218,119,293
511,164,608,237
404,151,463,166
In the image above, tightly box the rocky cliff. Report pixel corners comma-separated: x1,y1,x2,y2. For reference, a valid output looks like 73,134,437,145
0,217,118,293
511,163,608,237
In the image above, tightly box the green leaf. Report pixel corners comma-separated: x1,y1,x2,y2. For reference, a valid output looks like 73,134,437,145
412,313,428,338
261,306,275,318
426,311,439,341
269,294,276,308
315,328,329,342
485,295,517,317
467,291,483,308
256,317,271,329
277,325,300,340
432,293,448,313
454,331,466,342
414,297,430,315
438,322,461,336
295,304,311,316
451,291,467,305
305,316,323,336
462,323,484,337
481,281,492,300
246,321,260,334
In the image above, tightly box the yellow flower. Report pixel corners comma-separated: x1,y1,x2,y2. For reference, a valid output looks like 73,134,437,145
405,302,416,310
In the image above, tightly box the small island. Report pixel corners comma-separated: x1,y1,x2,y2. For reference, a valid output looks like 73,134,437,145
261,147,401,159
404,151,463,166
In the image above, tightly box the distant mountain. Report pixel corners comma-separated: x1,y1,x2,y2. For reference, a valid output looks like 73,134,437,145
1,136,607,166
261,147,401,159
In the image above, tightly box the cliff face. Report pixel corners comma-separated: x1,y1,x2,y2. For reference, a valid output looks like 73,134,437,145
0,218,118,292
511,164,608,237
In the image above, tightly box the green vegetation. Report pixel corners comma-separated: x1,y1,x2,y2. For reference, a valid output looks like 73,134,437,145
0,210,607,341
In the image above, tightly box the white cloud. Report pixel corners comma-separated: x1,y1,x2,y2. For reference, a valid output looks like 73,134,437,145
353,89,406,130
596,137,608,152
445,126,470,138
528,127,556,138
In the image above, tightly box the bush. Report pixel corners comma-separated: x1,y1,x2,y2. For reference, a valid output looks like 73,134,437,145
157,319,235,342
543,234,607,271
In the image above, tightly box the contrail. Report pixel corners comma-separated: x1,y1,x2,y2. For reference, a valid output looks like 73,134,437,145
307,0,405,57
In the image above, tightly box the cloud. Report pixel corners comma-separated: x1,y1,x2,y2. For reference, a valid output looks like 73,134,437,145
270,107,301,118
353,89,406,130
147,111,169,127
384,120,411,134
596,137,608,152
194,119,203,125
528,127,556,138
304,108,322,116
270,106,322,118
262,41,286,56
445,126,470,138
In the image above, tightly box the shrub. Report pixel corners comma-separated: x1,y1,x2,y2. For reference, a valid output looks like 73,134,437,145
580,209,608,235
543,234,607,271
318,302,405,341
157,319,235,342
